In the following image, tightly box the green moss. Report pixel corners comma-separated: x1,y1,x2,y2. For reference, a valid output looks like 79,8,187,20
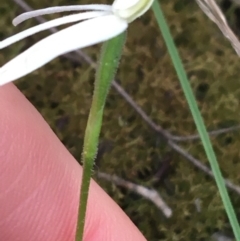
1,0,240,240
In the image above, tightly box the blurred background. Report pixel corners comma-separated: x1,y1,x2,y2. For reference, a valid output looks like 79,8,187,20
1,0,240,240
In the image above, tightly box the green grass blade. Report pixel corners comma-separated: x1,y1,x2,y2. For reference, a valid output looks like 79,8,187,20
75,32,126,241
152,1,240,239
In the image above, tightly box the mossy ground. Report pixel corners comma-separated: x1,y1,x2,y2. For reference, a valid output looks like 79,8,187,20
1,0,240,240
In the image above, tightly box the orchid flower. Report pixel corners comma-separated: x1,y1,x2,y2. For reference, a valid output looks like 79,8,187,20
0,0,153,85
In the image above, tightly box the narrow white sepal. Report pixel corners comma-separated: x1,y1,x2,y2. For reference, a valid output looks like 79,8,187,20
0,14,128,85
0,11,107,49
13,4,112,26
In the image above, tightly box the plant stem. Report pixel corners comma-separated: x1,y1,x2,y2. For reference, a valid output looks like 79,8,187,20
75,32,126,241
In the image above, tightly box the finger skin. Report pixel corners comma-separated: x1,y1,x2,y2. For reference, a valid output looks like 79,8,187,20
0,84,147,241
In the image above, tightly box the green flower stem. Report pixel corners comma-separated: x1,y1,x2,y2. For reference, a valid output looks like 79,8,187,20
75,32,126,241
152,1,240,239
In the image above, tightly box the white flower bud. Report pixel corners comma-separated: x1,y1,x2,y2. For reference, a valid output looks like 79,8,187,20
112,0,154,22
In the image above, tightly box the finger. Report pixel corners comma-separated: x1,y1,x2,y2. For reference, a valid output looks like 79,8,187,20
0,83,146,241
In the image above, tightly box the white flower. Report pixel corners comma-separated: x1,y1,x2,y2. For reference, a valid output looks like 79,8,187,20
0,0,153,85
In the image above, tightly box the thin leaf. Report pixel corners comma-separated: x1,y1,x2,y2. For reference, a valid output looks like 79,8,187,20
152,1,240,240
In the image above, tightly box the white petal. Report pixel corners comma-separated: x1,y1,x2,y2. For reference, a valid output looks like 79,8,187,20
0,11,106,49
13,4,112,26
112,0,139,10
0,15,128,85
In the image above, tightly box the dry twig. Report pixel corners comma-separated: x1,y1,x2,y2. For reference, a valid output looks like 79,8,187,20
196,0,240,55
97,172,172,218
